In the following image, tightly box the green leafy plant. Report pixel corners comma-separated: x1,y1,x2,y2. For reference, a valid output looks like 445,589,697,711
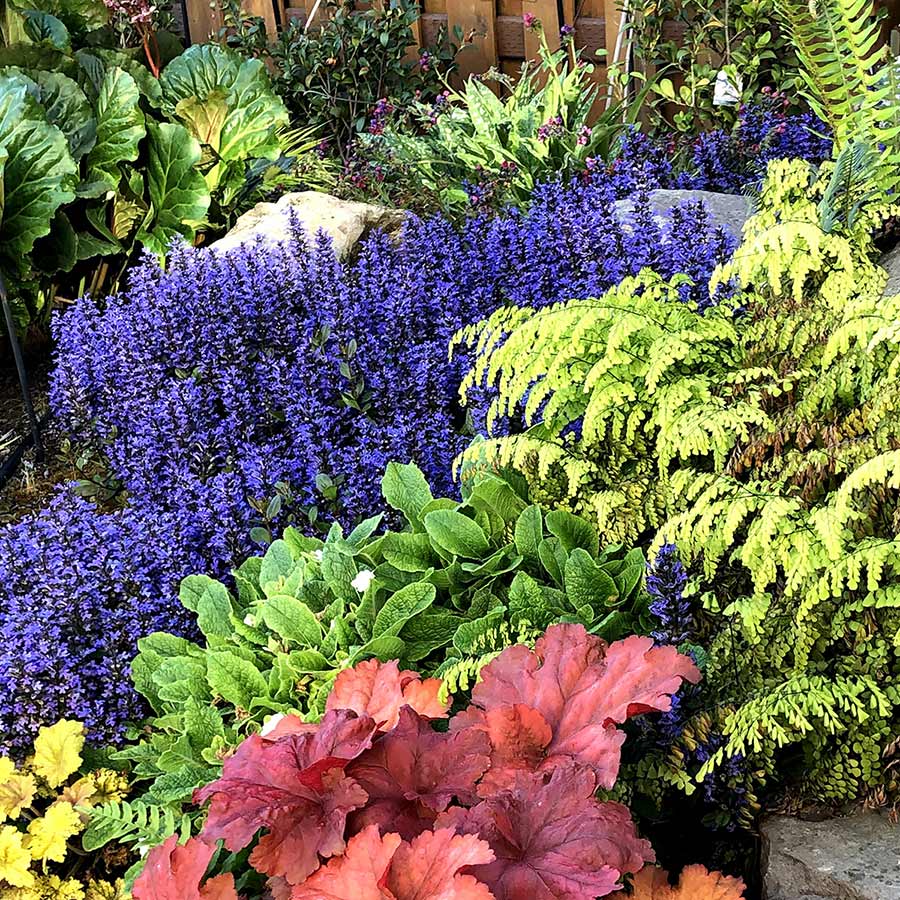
776,0,900,194
631,0,803,132
113,463,651,809
223,0,463,159
459,156,900,804
371,25,649,209
0,39,287,327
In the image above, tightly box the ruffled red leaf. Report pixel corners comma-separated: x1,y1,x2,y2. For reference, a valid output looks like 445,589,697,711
194,709,376,884
438,764,653,900
347,707,491,840
133,835,238,900
291,826,495,900
465,624,699,788
631,864,746,899
326,659,450,731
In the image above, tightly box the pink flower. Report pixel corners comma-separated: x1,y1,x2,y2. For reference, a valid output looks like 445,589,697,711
522,12,539,29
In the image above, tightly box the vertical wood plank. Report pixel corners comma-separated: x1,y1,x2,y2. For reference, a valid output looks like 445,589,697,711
446,0,498,78
523,0,559,61
184,0,225,44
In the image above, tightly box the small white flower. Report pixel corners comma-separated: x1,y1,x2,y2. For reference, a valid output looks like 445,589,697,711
243,614,256,627
261,713,286,737
313,549,323,561
351,569,375,593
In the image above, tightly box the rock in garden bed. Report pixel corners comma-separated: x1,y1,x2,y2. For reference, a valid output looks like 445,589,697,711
211,191,408,258
762,810,900,899
615,189,752,237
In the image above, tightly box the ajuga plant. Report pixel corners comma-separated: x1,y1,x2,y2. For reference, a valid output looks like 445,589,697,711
107,463,651,816
127,624,719,898
459,156,900,803
0,719,130,897
0,185,733,758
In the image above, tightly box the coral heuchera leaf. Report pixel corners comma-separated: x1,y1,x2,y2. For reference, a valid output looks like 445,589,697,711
464,624,699,788
440,764,654,900
631,864,746,899
195,710,376,884
347,707,491,840
326,659,450,731
291,825,496,900
133,835,238,900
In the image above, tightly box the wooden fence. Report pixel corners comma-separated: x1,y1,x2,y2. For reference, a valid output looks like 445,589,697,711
181,0,656,83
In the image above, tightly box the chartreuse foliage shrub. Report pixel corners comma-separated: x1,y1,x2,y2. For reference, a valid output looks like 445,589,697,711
0,39,287,327
104,463,650,821
459,156,900,802
0,719,129,897
126,624,733,899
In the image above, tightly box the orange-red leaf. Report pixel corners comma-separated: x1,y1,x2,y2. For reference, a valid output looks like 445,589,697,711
291,826,495,900
194,709,376,884
326,659,450,731
466,624,699,788
631,865,746,899
133,835,238,900
348,707,491,840
438,764,653,900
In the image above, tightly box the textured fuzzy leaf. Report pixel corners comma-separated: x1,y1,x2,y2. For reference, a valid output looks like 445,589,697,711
133,835,238,900
138,121,210,254
326,659,449,732
195,710,375,883
440,765,653,900
424,509,491,558
631,865,746,899
373,582,436,637
382,462,434,526
292,825,495,900
347,707,490,840
86,67,145,190
466,624,699,788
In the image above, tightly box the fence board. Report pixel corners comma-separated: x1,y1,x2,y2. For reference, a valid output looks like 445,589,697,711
446,0,498,76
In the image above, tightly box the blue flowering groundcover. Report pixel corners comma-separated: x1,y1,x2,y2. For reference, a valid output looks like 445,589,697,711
0,177,738,755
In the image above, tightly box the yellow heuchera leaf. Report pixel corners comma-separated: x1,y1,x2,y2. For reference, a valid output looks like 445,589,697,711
57,777,97,810
0,824,33,888
23,802,82,863
84,769,129,805
31,720,84,788
0,758,15,783
0,772,37,821
85,879,126,900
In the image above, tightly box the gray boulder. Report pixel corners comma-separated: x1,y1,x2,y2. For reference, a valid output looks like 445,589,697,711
211,191,408,258
880,244,900,298
762,811,900,899
614,189,752,238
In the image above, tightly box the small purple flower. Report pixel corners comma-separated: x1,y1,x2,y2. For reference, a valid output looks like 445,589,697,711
647,543,692,645
560,23,574,38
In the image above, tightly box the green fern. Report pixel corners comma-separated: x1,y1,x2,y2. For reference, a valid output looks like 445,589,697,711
81,799,194,853
459,157,900,803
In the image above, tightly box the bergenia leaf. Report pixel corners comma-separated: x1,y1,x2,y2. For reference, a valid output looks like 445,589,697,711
326,659,449,731
439,764,653,900
133,835,238,900
347,707,490,840
85,67,145,191
292,825,496,900
465,624,699,788
631,864,746,899
195,710,375,884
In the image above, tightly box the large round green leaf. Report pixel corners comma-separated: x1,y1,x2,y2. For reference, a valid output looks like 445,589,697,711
137,121,210,255
160,44,287,184
85,67,145,191
0,74,76,272
1,66,95,158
